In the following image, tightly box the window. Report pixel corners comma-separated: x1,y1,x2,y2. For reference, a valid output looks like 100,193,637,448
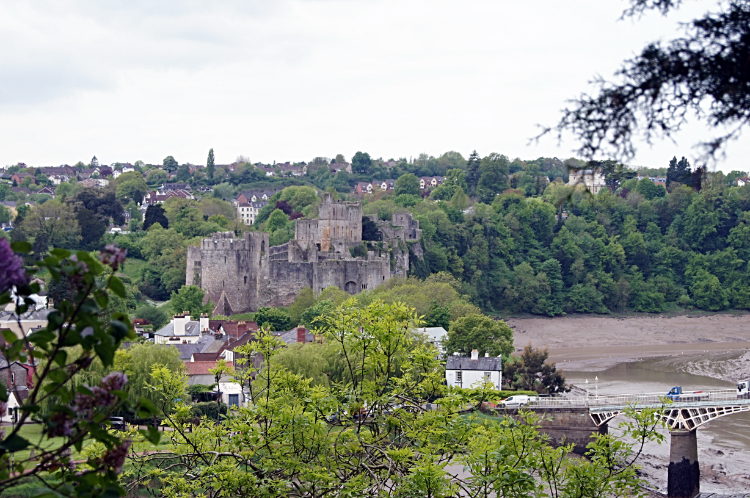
455,371,462,384
228,394,239,407
10,372,15,384
244,276,247,284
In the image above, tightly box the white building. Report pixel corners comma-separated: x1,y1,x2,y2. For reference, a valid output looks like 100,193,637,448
414,326,448,356
568,169,606,194
445,350,502,390
154,312,210,344
237,200,268,225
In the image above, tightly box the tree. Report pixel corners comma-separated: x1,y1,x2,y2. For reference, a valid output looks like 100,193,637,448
504,344,568,394
69,186,125,226
163,155,179,172
351,151,372,174
450,186,469,210
465,150,481,196
170,285,213,318
146,168,168,186
175,163,191,182
254,307,294,331
288,287,315,325
121,300,662,498
475,153,510,203
443,314,514,359
666,156,692,189
301,299,335,329
0,184,8,201
143,204,169,230
146,364,188,418
424,299,450,330
18,200,81,254
394,173,420,196
546,0,750,166
206,148,215,180
361,216,381,240
690,269,730,311
135,304,169,330
115,171,148,203
266,208,289,232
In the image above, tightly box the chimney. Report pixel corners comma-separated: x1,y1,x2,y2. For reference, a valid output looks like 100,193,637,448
237,321,248,339
471,349,479,360
200,313,209,333
173,312,189,336
297,327,306,344
485,352,489,357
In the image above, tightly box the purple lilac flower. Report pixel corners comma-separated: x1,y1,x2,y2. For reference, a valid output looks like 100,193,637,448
102,439,131,473
0,238,28,295
98,245,127,270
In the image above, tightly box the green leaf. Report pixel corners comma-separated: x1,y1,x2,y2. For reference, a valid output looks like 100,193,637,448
108,276,126,298
141,426,161,445
137,398,158,418
0,384,7,403
53,350,68,367
49,248,71,259
0,434,30,452
110,320,129,342
10,241,31,254
1,330,18,345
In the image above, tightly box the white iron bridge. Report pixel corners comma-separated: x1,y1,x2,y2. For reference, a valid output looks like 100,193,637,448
525,389,750,431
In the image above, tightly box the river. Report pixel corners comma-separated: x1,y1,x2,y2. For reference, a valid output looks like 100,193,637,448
563,351,750,492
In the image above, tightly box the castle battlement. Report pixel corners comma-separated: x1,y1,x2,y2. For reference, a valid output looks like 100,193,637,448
186,195,419,316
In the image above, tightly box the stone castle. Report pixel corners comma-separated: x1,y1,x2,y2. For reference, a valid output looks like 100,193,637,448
186,194,422,315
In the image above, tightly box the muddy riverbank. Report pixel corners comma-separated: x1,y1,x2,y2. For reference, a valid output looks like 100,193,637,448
507,314,750,494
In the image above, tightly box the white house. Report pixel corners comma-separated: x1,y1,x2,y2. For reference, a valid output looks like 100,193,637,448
414,326,448,356
445,350,502,390
218,382,245,407
154,312,210,344
568,169,607,194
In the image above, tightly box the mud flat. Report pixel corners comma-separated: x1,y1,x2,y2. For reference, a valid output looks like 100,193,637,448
507,313,750,494
508,313,750,371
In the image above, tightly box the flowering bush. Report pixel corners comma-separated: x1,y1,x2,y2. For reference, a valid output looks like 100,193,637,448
0,241,159,497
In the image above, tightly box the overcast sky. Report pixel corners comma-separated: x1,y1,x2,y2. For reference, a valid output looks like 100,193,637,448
1,0,747,172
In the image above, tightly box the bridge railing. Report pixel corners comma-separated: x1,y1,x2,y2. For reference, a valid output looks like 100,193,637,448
525,389,742,409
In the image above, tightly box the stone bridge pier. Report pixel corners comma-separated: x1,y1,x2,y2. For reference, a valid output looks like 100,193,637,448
500,407,701,498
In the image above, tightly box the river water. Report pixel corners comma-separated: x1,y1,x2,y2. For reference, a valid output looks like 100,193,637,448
564,352,750,492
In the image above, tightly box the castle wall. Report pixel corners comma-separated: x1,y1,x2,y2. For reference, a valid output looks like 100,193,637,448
259,261,315,308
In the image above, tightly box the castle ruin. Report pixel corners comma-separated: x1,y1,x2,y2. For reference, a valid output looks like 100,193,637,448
186,194,422,315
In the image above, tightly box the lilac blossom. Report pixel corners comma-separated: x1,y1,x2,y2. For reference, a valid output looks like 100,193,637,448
0,238,28,295
98,245,127,270
102,439,131,473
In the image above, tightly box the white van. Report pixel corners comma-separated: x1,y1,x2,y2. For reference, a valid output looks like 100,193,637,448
499,395,536,407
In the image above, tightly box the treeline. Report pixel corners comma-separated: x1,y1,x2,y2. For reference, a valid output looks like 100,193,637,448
371,174,750,314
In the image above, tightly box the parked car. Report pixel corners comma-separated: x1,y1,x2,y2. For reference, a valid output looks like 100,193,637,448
109,416,127,431
498,395,536,407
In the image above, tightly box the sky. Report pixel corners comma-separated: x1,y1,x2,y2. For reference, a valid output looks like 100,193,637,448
1,0,748,173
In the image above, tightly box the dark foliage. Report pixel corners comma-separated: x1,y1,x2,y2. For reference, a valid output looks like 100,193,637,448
143,204,169,230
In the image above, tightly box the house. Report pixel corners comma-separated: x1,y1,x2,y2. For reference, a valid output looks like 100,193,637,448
79,178,110,188
154,312,210,344
236,189,280,204
414,326,448,356
10,173,34,185
445,350,502,390
568,169,607,194
380,179,395,191
328,162,352,174
132,318,151,335
419,177,443,190
278,163,307,177
10,187,30,195
162,183,192,192
207,319,258,340
354,182,373,195
37,186,56,197
237,201,268,225
0,309,53,339
275,326,315,345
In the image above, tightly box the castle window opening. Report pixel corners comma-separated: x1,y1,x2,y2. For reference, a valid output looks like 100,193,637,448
244,276,247,284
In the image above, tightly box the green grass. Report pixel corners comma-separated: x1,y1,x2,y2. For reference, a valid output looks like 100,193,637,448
119,258,148,282
229,313,255,321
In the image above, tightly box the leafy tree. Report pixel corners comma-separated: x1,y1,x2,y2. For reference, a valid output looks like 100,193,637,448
288,287,315,325
504,345,568,394
69,186,125,227
170,285,213,318
424,299,450,329
666,156,692,189
443,314,513,358
351,151,372,174
465,150,481,196
267,208,289,232
394,173,420,196
475,153,510,203
18,200,81,254
635,178,665,200
135,304,169,330
115,171,148,203
546,0,750,165
143,204,169,230
450,186,469,210
0,184,9,201
690,269,730,311
206,148,215,180
163,155,179,172
146,168,168,186
301,299,336,329
175,163,191,182
254,307,294,331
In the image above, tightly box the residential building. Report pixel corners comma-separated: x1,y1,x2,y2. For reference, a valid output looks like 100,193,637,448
275,326,315,345
236,189,280,205
419,176,444,190
445,350,502,390
568,169,607,194
154,312,210,344
414,326,448,356
0,309,53,339
328,162,352,174
237,201,268,225
354,182,372,195
380,179,395,191
162,183,192,192
79,178,110,188
10,173,34,185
